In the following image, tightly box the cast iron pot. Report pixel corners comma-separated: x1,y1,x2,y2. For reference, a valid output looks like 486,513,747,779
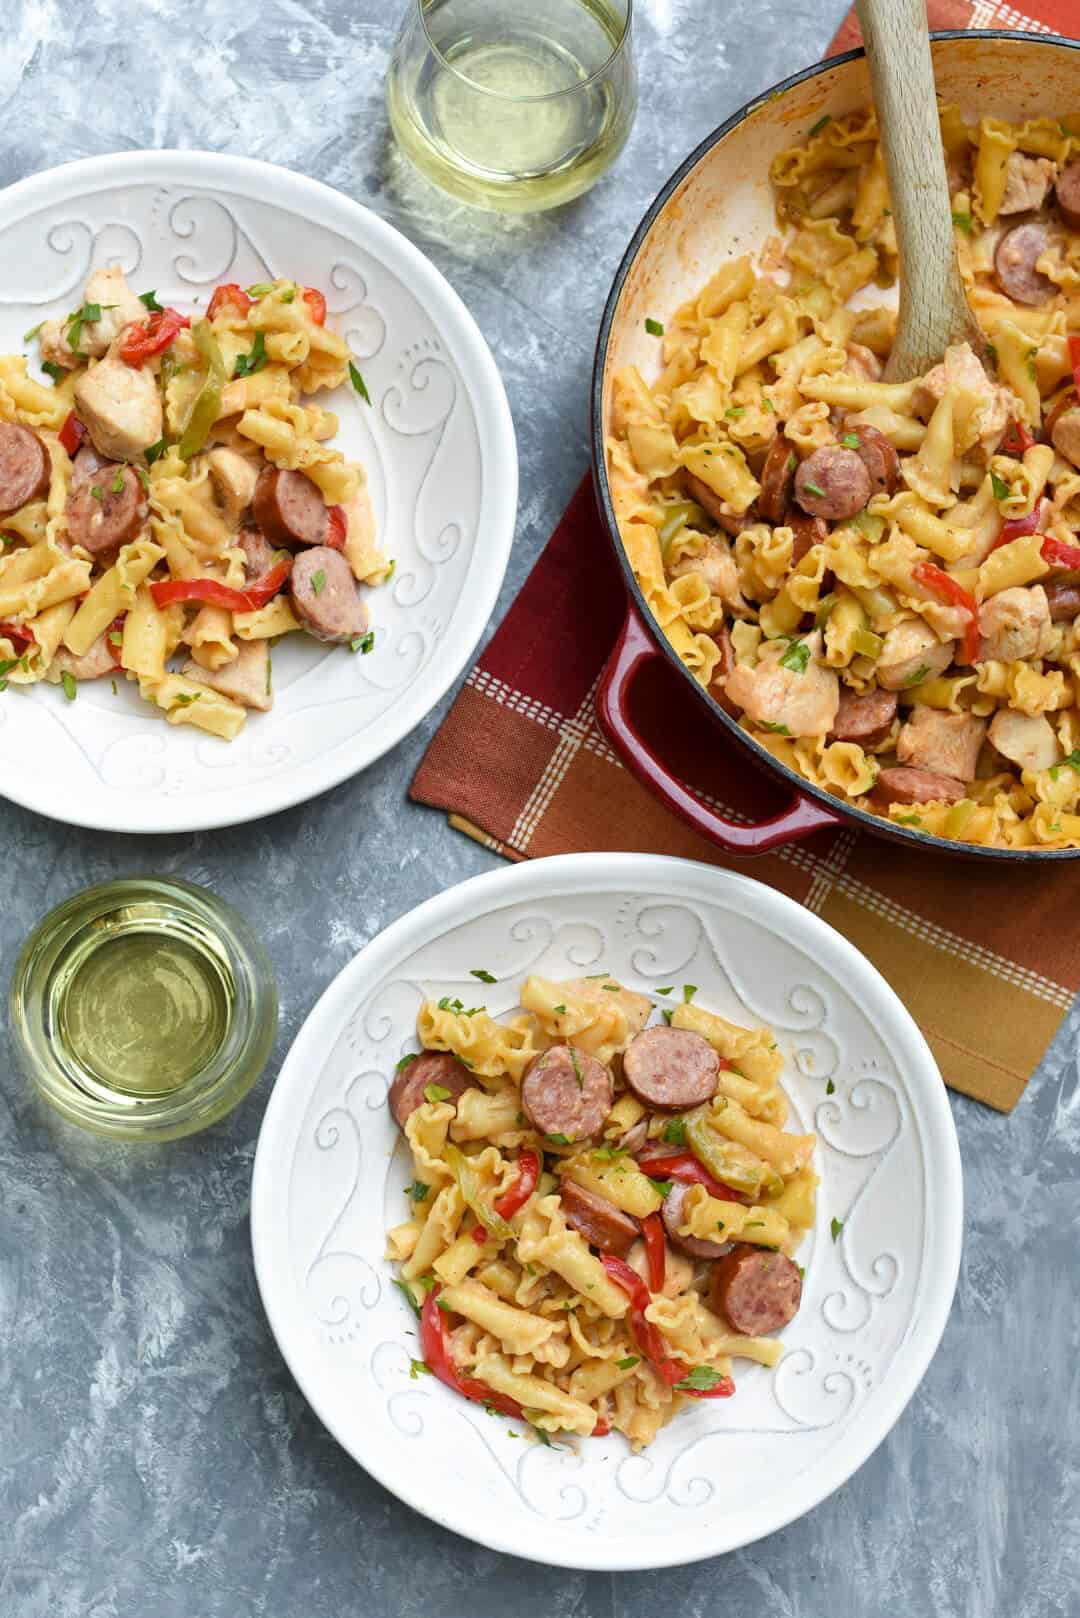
591,31,1080,860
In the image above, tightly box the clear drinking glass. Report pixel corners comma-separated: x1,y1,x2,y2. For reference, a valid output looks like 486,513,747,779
386,0,637,213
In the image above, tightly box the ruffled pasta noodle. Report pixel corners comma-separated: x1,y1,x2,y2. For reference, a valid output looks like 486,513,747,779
386,973,816,1450
607,105,1080,847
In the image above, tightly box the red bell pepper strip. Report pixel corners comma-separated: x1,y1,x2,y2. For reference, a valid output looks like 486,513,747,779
326,504,347,551
988,500,1046,554
420,1286,524,1419
641,1213,666,1293
149,557,291,616
1069,335,1080,399
601,1254,683,1386
0,621,36,652
634,1150,749,1204
912,560,980,664
119,307,192,367
680,1375,736,1401
1041,536,1080,571
302,286,327,325
592,1416,611,1436
492,1148,540,1221
1000,416,1036,456
470,1226,488,1245
207,283,253,320
58,411,86,457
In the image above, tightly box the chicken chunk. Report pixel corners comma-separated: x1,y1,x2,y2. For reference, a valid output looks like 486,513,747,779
876,619,956,691
1051,407,1080,470
988,709,1062,774
978,586,1053,664
183,640,272,712
48,633,117,683
998,152,1056,216
74,346,163,461
725,630,839,738
669,537,741,606
896,708,987,783
39,265,146,371
912,342,1011,456
845,342,882,382
205,447,259,526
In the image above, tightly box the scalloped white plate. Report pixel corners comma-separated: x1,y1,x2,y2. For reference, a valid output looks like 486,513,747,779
0,151,516,832
251,853,962,1570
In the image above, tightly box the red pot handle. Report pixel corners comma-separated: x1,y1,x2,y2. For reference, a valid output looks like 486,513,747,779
596,606,842,856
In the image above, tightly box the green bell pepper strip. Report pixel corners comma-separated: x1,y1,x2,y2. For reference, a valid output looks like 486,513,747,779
443,1143,515,1243
178,319,227,461
684,1109,782,1199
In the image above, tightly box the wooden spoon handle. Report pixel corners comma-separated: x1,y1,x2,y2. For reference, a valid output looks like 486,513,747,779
856,0,980,377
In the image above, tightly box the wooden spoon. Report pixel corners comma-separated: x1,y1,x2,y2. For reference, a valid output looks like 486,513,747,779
855,0,984,379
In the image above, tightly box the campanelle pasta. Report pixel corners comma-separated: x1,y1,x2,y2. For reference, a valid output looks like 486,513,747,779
387,974,816,1450
0,264,389,740
606,105,1080,848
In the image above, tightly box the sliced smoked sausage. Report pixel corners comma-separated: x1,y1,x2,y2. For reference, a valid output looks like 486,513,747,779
872,765,966,807
788,511,829,564
684,471,758,536
558,1180,640,1257
521,1044,613,1142
794,446,872,522
239,525,280,585
623,1026,720,1111
65,463,147,556
1055,159,1080,230
290,547,369,644
709,1243,803,1334
253,465,329,548
758,435,798,524
388,1050,474,1130
828,687,898,749
662,1181,731,1260
1044,581,1080,623
848,424,900,496
0,422,51,516
994,222,1055,306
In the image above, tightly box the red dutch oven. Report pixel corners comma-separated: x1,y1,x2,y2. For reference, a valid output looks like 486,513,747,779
591,31,1080,861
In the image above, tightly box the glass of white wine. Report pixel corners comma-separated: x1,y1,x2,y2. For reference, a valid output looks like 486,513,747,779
387,0,637,213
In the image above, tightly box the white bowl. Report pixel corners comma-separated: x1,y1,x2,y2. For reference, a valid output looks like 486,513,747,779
251,853,962,1570
0,150,517,833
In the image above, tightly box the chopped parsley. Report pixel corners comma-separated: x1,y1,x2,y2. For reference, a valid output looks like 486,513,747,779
725,405,744,420
593,1144,628,1162
409,1180,430,1203
951,211,973,236
904,664,931,687
416,1274,437,1294
61,670,77,702
65,300,108,354
349,360,371,403
644,318,665,336
553,1004,566,1014
172,691,201,706
674,1365,728,1392
144,438,168,464
349,630,375,654
409,1358,432,1380
760,721,791,735
615,1356,640,1371
41,361,66,385
135,466,150,492
471,968,497,983
808,113,831,137
647,1177,673,1198
825,1078,835,1095
110,466,125,494
568,1045,585,1092
23,320,43,343
545,1133,572,1146
801,480,827,499
311,569,327,596
423,1083,452,1104
233,329,267,379
110,678,118,696
780,639,810,675
661,1008,675,1026
655,986,672,996
895,813,923,826
395,1052,419,1072
663,1118,687,1147
138,290,164,312
437,996,464,1013
90,486,103,503
830,1216,844,1243
682,984,697,1003
1049,751,1080,780
841,432,861,450
392,1277,421,1317
247,282,277,297
601,983,619,992
990,471,1010,501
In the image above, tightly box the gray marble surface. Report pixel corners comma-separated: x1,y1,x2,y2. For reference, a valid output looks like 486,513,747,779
1,2,1077,1614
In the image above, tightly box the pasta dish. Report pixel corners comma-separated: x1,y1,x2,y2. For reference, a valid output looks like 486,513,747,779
607,108,1080,848
387,973,816,1449
0,265,389,740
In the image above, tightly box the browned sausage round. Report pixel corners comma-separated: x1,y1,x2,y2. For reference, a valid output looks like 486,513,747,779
758,434,797,524
0,422,51,517
848,424,900,496
1044,582,1080,622
521,1044,613,1142
239,525,282,585
829,687,898,749
794,446,872,521
291,547,369,643
709,1243,802,1334
388,1050,474,1130
788,511,829,563
684,471,758,536
995,222,1056,306
1055,159,1080,230
662,1181,731,1260
623,1026,720,1110
558,1180,640,1256
708,622,740,717
873,765,966,808
65,464,147,557
253,466,329,548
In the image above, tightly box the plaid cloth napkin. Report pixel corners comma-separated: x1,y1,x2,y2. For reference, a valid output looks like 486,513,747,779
412,0,1080,1113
